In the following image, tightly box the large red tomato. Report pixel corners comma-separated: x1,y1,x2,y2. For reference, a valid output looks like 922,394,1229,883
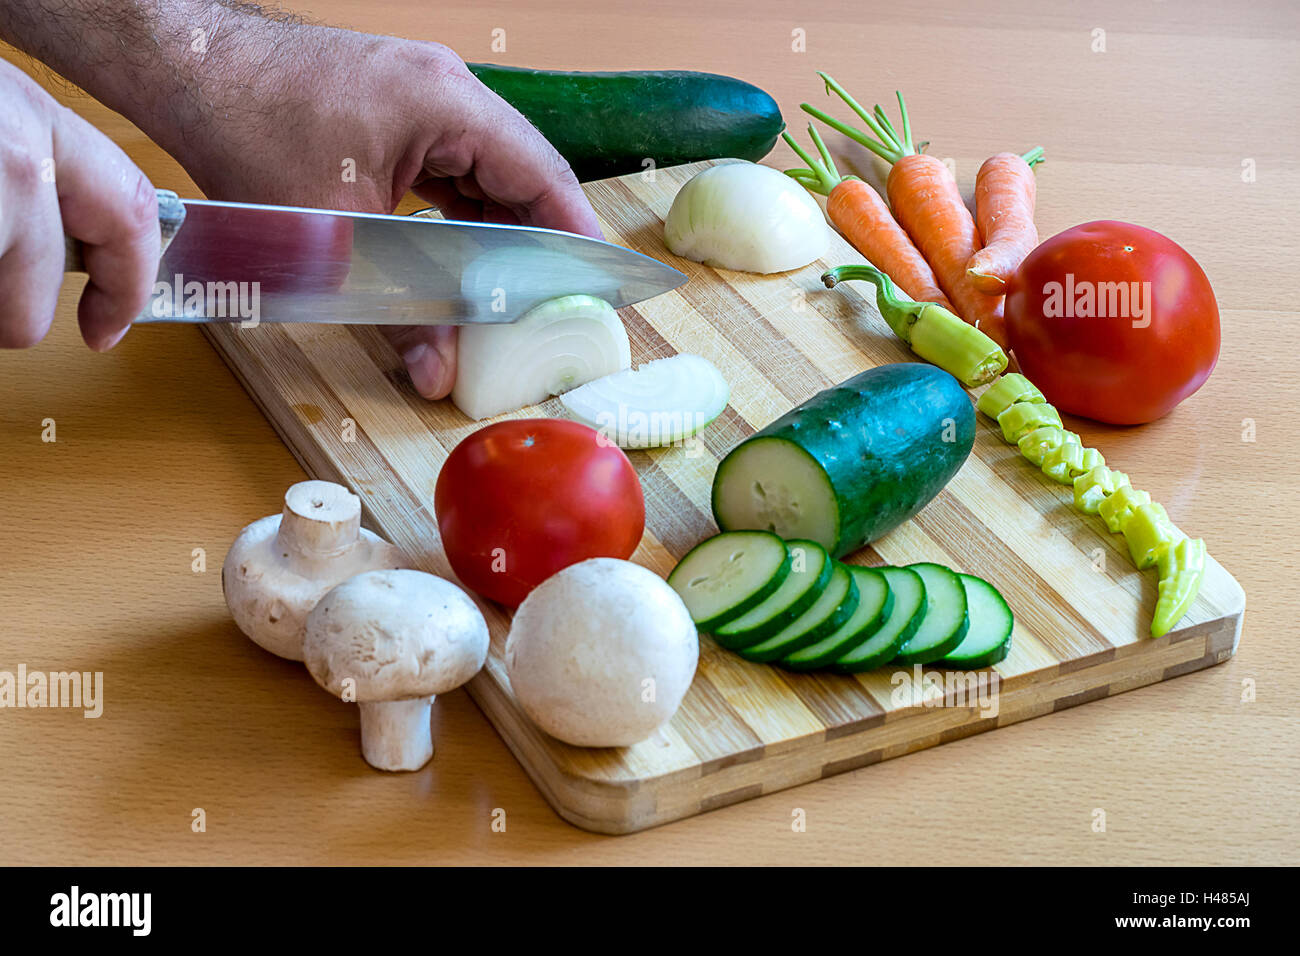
434,419,645,607
1005,221,1220,424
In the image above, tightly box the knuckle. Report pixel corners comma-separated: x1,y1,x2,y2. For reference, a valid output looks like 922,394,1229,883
121,171,159,240
414,41,471,79
0,143,44,192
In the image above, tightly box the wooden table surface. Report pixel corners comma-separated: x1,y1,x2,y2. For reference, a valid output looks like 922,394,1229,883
2,0,1296,865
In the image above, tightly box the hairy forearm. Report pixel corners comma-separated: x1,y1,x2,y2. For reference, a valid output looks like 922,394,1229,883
0,1,337,173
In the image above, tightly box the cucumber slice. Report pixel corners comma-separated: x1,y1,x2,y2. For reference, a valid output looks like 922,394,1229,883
895,562,969,665
714,539,831,649
941,574,1014,669
559,354,730,449
713,437,839,551
782,566,893,671
835,566,927,672
738,562,859,663
667,531,791,631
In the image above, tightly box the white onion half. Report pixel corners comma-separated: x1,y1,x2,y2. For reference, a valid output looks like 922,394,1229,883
663,162,829,274
559,353,729,448
452,294,631,421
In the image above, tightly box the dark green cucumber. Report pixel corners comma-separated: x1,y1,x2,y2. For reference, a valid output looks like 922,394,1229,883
895,563,969,664
667,531,790,631
941,574,1014,669
467,64,785,182
714,539,831,650
739,562,858,663
835,566,927,672
711,364,975,558
782,566,893,671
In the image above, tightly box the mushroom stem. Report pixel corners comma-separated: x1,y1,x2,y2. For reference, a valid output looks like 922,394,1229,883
278,480,362,558
358,698,435,771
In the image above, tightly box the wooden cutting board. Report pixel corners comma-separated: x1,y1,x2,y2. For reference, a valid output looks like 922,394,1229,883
201,160,1244,834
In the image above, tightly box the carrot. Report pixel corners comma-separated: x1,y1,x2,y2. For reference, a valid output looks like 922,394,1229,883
783,125,952,310
802,77,1009,347
967,148,1044,294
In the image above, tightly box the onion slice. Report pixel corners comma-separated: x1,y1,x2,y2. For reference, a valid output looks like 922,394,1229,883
452,294,631,421
559,354,730,448
663,162,829,274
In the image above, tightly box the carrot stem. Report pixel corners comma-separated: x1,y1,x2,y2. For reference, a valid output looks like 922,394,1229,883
782,127,847,196
805,82,924,168
809,123,838,178
816,72,899,153
1021,146,1045,168
896,91,913,154
800,103,896,163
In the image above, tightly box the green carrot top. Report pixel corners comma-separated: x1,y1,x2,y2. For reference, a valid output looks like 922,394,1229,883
802,74,1045,171
782,123,854,196
801,74,919,165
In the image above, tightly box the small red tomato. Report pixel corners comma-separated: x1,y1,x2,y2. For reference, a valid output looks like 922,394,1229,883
434,419,645,607
1005,221,1220,424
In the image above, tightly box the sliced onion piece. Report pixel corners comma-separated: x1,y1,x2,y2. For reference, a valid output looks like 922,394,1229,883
452,294,631,421
559,354,730,448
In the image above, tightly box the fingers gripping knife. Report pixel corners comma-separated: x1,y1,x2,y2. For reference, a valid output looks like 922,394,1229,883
62,188,188,272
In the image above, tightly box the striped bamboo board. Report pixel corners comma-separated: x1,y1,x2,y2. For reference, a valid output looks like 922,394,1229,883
202,160,1244,834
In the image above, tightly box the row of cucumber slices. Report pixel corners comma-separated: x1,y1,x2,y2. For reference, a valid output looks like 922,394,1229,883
667,531,1013,671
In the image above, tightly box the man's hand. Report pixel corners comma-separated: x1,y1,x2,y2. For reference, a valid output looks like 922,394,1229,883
0,59,160,350
162,28,603,399
1,2,602,397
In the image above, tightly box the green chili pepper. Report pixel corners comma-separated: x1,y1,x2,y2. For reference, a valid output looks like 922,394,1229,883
976,373,1045,418
1042,443,1105,484
1073,465,1131,514
1151,537,1207,638
965,373,1209,640
1123,502,1174,569
821,264,1008,386
1017,425,1077,465
1099,484,1152,534
998,401,1063,444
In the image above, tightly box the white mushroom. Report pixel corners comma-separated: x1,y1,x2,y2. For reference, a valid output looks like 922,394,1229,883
222,480,408,661
303,569,489,771
505,558,698,748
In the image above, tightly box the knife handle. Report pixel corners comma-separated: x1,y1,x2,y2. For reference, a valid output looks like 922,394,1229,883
63,188,187,273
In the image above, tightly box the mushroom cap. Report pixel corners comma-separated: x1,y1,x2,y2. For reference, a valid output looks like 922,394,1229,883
505,558,698,748
221,514,406,661
303,569,489,702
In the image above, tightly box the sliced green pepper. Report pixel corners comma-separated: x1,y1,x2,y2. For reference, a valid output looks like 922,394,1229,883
1018,425,1078,465
965,370,1209,642
976,373,1045,419
1073,465,1131,514
1151,537,1207,638
1099,484,1152,534
1042,443,1105,484
1123,502,1174,569
998,401,1063,444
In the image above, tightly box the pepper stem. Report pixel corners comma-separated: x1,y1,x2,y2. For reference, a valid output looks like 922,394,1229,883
822,265,1008,386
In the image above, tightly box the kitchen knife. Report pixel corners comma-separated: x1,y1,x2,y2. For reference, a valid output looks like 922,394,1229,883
63,189,687,325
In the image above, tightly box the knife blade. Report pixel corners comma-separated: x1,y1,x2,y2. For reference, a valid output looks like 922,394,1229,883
65,190,687,326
